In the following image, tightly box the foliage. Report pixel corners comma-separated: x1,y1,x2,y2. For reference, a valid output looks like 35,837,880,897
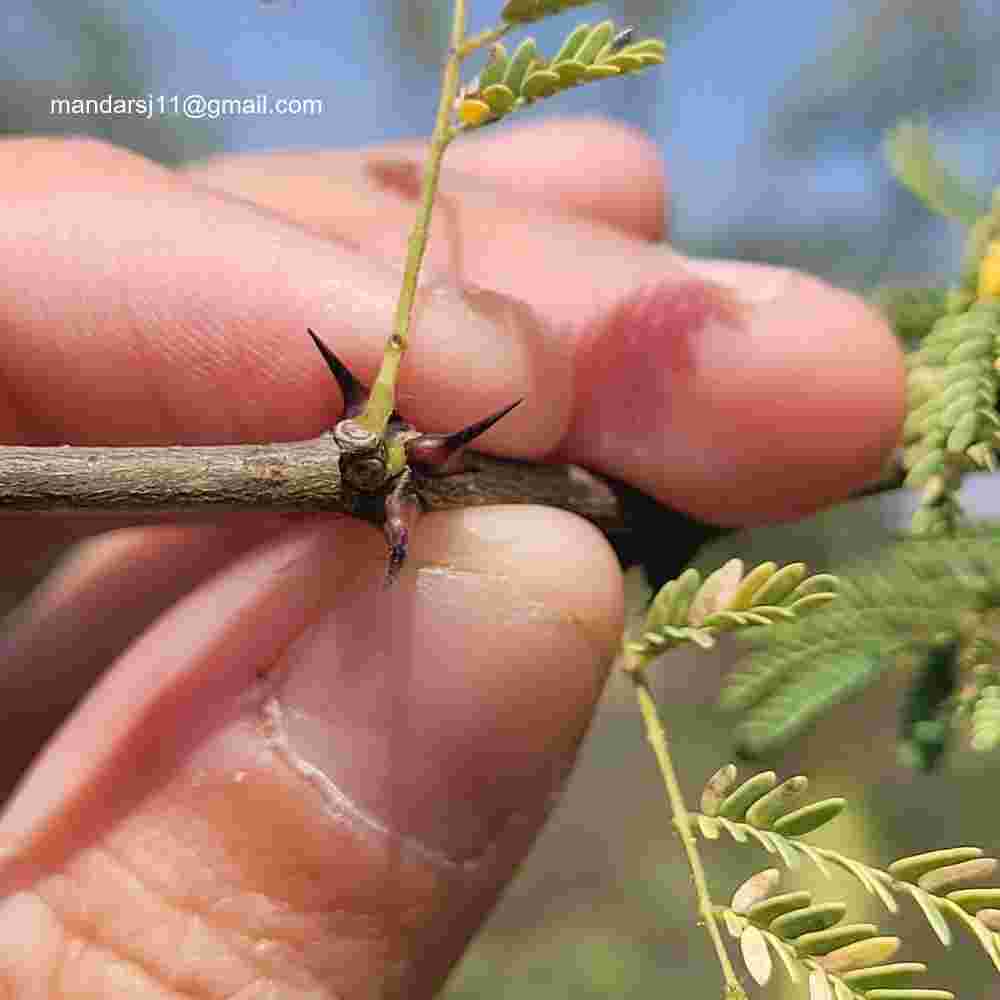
702,765,1000,999
454,20,663,128
711,124,1000,776
373,3,1000,995
716,529,1000,761
625,559,836,666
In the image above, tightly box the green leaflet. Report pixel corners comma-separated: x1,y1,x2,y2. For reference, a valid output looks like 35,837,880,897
574,20,614,64
884,120,984,225
728,561,780,611
553,59,589,85
552,22,590,63
750,562,807,606
795,923,879,957
581,63,620,81
888,847,985,883
646,567,701,630
863,992,954,1000
945,887,1000,912
818,936,901,973
502,38,538,94
718,771,777,820
521,68,561,99
477,44,509,90
480,83,516,115
841,964,927,990
745,776,810,829
745,890,813,927
875,286,950,344
771,798,847,837
769,902,847,938
604,52,643,73
500,0,596,23
971,684,1000,751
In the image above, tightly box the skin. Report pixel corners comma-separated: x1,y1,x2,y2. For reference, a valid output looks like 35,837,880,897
0,117,904,998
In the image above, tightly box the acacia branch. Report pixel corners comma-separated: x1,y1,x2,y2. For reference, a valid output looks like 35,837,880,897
0,437,637,535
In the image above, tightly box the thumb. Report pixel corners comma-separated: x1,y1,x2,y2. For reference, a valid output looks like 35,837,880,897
0,507,622,997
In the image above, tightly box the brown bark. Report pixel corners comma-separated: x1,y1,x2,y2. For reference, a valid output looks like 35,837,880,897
0,435,634,535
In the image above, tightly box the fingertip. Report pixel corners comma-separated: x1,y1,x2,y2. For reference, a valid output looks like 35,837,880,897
567,262,905,524
445,116,668,241
413,504,626,677
182,116,668,243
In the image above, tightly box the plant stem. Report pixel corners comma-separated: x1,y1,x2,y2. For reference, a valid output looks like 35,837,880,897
359,0,469,436
0,439,632,531
630,667,749,1000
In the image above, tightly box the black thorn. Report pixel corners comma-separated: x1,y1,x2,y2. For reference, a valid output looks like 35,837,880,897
405,398,523,471
307,329,368,419
444,398,523,451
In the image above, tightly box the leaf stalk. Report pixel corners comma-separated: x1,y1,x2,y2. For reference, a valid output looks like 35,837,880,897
629,667,749,1000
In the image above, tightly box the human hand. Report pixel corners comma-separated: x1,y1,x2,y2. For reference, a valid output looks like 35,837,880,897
0,119,902,996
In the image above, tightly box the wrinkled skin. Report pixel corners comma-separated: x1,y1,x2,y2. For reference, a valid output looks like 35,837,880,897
0,118,903,997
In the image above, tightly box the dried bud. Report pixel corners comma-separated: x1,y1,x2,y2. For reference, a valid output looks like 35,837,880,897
383,471,421,587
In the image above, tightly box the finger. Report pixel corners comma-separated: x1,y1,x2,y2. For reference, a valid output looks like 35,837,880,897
184,116,667,242
0,507,624,996
0,134,901,531
0,517,293,805
185,134,904,524
567,260,905,524
0,136,571,454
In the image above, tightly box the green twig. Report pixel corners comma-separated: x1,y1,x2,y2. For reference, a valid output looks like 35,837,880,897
630,667,749,1000
358,0,466,433
359,6,508,436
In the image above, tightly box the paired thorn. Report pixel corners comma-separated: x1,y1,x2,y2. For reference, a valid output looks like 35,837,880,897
308,329,369,419
404,398,523,475
309,330,404,424
308,332,522,585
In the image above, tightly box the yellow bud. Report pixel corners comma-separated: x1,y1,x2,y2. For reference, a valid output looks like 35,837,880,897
978,239,1000,299
457,99,493,127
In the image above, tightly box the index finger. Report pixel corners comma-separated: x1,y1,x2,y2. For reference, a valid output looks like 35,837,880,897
0,128,903,528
